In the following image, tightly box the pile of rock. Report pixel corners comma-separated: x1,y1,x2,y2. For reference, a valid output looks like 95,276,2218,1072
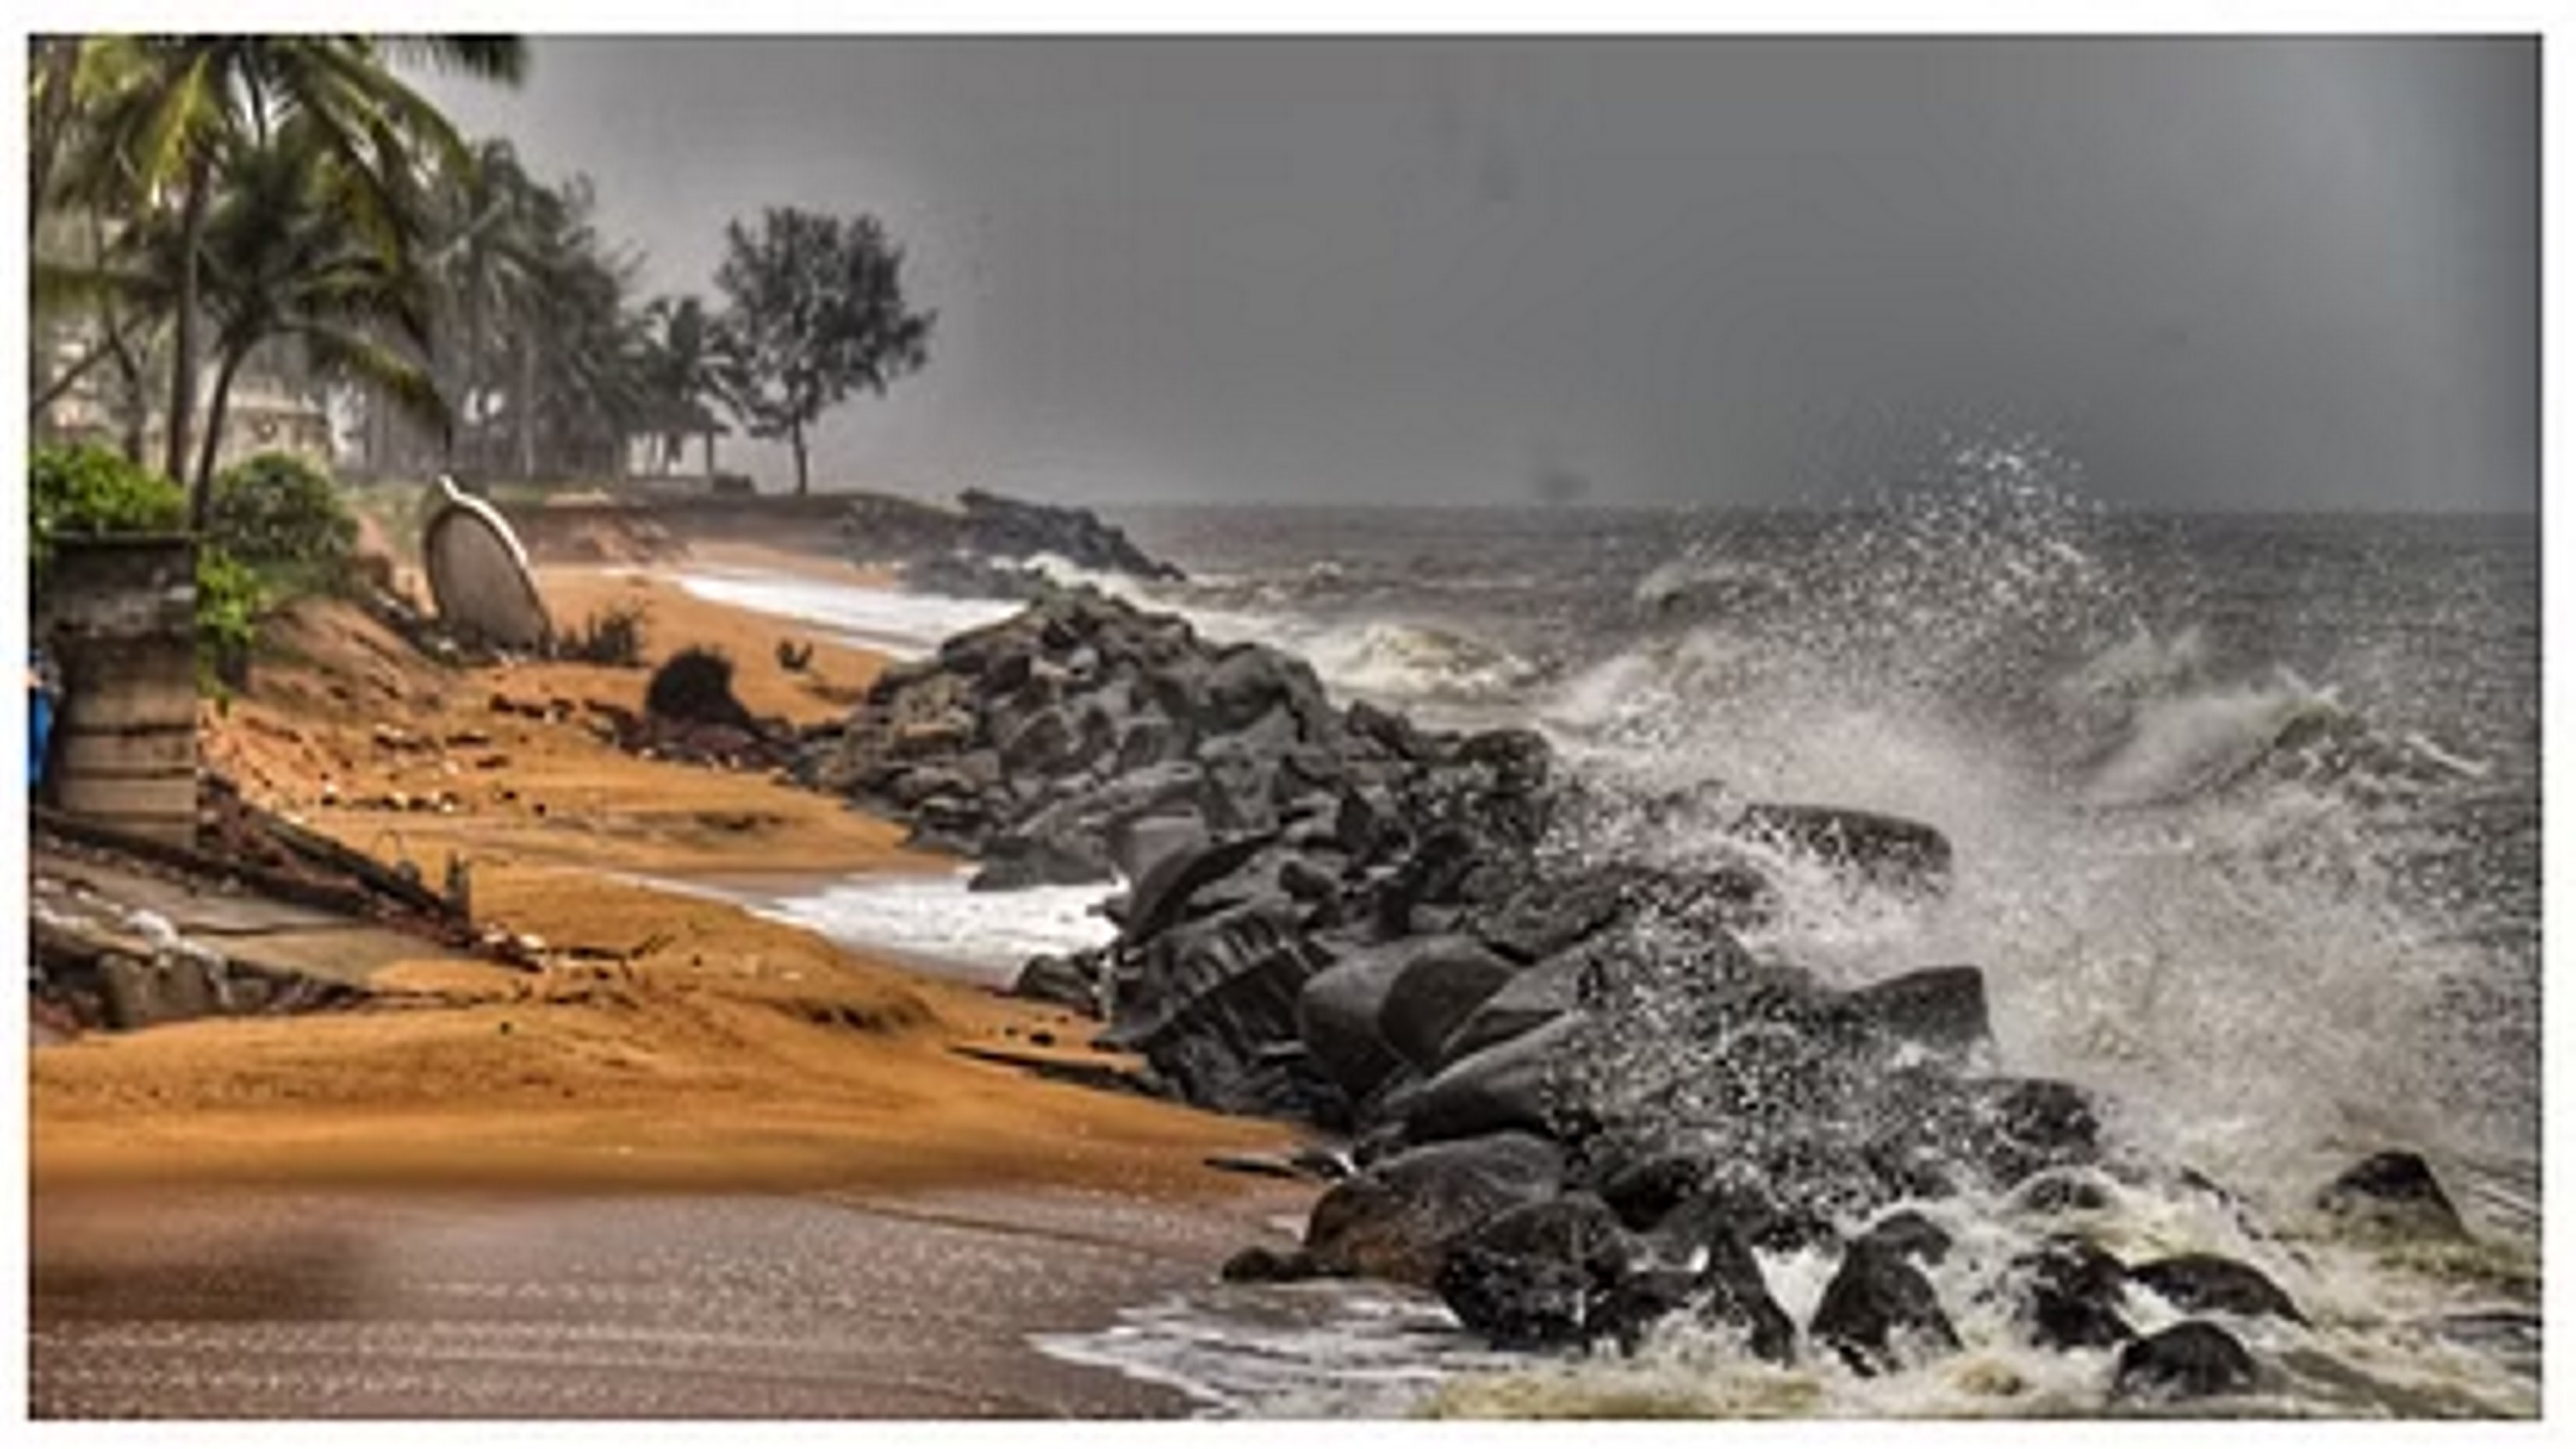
838,488,1186,588
799,589,2486,1403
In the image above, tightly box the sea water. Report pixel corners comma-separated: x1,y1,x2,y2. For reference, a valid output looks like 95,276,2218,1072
702,454,2539,1417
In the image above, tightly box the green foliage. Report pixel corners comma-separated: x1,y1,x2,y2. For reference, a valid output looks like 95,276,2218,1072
710,206,934,494
27,443,184,588
207,452,360,595
194,546,268,692
26,445,358,693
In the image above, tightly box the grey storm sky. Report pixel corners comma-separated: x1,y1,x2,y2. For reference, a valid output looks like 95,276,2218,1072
417,37,2537,511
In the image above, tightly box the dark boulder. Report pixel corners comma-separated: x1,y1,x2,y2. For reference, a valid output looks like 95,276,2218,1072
1854,1209,1953,1269
1220,1245,1334,1284
1293,943,1417,1101
1594,1213,1798,1364
1101,900,1330,1117
1649,1170,1841,1256
1303,1131,1566,1285
1961,1077,2103,1187
1438,951,1590,1064
1010,952,1103,1015
2315,1150,2470,1241
1735,802,1952,894
2127,1253,2308,1325
2113,1320,2258,1402
1598,1151,1720,1233
1377,936,1518,1070
1109,808,1210,886
1202,646,1323,736
1433,1193,1639,1348
999,704,1084,779
2011,1167,2118,1216
1466,865,1643,963
1123,830,1278,942
1402,1010,1589,1146
1846,965,1991,1061
1809,1239,1962,1377
2010,1236,2135,1351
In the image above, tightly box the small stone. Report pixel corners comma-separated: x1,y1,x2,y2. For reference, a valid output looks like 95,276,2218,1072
2113,1320,2257,1402
2316,1150,2470,1241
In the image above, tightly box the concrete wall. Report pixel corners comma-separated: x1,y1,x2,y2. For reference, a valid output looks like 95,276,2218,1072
36,536,200,847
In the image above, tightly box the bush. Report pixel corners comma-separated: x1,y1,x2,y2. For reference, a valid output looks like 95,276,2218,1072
28,444,185,589
560,602,649,666
645,646,754,727
206,452,359,595
26,446,331,694
195,546,268,692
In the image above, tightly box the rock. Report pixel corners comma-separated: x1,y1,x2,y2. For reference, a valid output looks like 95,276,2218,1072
1011,952,1103,1015
1854,1209,1953,1268
1813,1237,1947,1371
2011,1236,2135,1351
970,832,1113,889
1433,1193,1639,1348
1962,1077,2103,1186
2011,1167,2118,1216
1295,942,1417,1102
2113,1320,2258,1402
999,705,1081,779
1303,1131,1567,1286
1111,808,1211,885
1278,854,1341,902
1123,830,1279,942
2126,1254,2308,1325
1221,1245,1332,1284
1102,900,1329,1117
1846,965,1990,1060
1438,952,1589,1063
1735,802,1952,893
1652,1172,1840,1256
1598,1152,1719,1233
1402,1010,1588,1147
1201,646,1320,736
2315,1150,2470,1241
1594,1216,1799,1364
1809,1239,1962,1377
1467,865,1643,963
890,716,975,759
1376,936,1518,1071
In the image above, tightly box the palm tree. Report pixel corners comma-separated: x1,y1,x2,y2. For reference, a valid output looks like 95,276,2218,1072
59,35,524,517
634,296,727,475
121,113,447,496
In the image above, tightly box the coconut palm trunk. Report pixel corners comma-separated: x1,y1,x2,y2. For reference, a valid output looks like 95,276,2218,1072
169,156,211,511
515,333,538,480
193,343,250,495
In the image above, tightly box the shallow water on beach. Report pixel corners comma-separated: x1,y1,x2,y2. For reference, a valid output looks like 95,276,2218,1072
28,1185,1297,1418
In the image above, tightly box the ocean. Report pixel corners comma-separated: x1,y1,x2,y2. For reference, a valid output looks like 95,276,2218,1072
681,468,2540,1417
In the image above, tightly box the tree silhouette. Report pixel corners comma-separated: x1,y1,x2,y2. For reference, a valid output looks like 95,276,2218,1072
708,207,933,495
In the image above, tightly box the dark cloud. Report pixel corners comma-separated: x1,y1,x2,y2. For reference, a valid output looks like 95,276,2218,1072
421,37,2536,511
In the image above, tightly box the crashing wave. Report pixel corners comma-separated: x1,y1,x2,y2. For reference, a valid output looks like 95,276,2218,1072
1298,620,1544,704
1632,553,1795,620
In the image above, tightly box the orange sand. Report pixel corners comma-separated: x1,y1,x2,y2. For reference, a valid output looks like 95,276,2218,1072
34,554,1294,1199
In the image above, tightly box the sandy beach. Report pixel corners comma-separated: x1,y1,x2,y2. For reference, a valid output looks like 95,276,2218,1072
28,542,1305,1417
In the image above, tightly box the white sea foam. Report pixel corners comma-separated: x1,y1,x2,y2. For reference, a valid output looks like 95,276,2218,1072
742,871,1116,989
1040,465,2535,1420
668,568,1022,658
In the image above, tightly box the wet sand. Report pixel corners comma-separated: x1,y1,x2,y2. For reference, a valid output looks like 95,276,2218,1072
32,1183,1308,1418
